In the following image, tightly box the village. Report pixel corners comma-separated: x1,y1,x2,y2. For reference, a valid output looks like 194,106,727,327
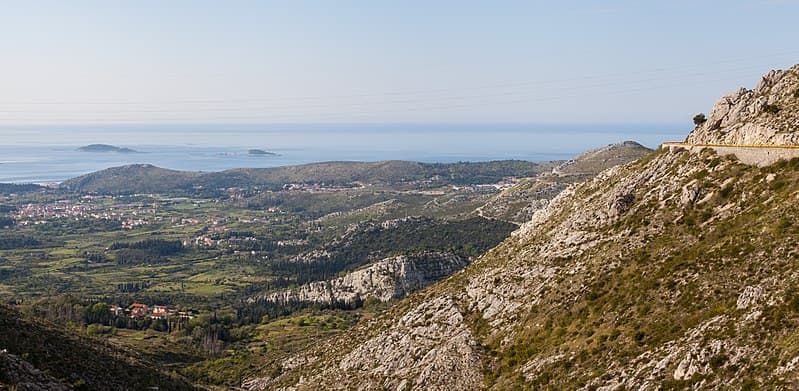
109,302,194,320
12,196,161,229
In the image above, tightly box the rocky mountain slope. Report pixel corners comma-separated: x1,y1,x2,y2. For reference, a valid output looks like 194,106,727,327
252,251,468,307
686,64,799,145
0,350,68,391
552,140,652,176
244,65,799,390
479,141,651,224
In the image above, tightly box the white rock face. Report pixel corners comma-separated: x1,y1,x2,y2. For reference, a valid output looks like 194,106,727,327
686,65,799,145
736,285,765,310
583,316,755,390
309,296,483,390
252,251,468,306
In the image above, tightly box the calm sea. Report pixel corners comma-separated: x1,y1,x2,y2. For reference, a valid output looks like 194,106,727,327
0,123,686,184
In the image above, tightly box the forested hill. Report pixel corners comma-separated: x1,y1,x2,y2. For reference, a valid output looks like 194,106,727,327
60,160,552,195
0,305,196,390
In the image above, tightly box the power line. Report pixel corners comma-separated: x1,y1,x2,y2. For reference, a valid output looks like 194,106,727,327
0,68,766,124
1,50,797,108
0,62,774,116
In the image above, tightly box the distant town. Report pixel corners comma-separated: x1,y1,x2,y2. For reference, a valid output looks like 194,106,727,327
110,303,194,320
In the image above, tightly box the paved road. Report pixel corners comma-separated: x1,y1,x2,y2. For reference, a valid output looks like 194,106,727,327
661,142,799,166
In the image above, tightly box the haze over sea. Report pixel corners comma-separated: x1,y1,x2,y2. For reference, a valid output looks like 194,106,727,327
0,123,685,184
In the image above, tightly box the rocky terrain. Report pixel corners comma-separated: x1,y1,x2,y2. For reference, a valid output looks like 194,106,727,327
243,65,799,390
686,64,799,145
478,141,651,224
0,350,68,391
252,251,468,307
0,350,69,391
552,140,652,176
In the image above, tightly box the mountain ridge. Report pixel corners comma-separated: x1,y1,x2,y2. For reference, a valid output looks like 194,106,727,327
478,141,652,224
60,160,551,195
243,65,799,390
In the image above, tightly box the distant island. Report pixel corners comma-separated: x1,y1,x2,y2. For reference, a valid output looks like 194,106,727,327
78,144,139,153
248,149,278,156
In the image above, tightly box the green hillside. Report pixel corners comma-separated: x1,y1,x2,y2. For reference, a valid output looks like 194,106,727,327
60,160,551,195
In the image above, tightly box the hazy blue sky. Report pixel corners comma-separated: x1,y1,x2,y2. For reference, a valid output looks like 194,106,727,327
1,0,798,125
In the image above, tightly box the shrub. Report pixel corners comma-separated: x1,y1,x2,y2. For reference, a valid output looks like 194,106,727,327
691,208,713,223
719,184,734,199
785,290,799,313
693,113,707,126
709,353,728,368
634,330,646,345
762,104,781,114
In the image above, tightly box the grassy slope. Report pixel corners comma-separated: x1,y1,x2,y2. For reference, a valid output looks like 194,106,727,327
468,150,799,389
476,151,799,389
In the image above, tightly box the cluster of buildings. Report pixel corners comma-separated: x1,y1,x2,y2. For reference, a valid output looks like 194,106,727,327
186,233,258,249
121,218,150,229
14,201,94,225
13,198,160,228
109,303,193,320
451,177,521,192
281,182,356,192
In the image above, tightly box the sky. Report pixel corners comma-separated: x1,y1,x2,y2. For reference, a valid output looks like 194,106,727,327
1,0,798,125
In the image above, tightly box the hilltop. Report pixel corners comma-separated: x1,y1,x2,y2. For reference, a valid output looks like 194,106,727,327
60,160,551,195
245,66,799,389
478,141,652,223
552,140,652,177
60,164,202,195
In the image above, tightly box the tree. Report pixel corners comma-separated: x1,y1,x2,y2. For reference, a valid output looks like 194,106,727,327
693,113,707,126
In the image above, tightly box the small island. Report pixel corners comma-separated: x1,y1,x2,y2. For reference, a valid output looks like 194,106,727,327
77,144,139,153
247,149,278,156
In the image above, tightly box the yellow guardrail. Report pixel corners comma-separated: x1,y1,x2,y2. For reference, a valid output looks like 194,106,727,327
661,142,799,150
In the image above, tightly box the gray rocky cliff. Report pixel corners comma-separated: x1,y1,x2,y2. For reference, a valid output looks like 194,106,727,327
251,251,468,306
686,64,799,145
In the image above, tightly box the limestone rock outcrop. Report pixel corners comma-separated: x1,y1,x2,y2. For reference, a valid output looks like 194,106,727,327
252,251,468,307
686,65,799,145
